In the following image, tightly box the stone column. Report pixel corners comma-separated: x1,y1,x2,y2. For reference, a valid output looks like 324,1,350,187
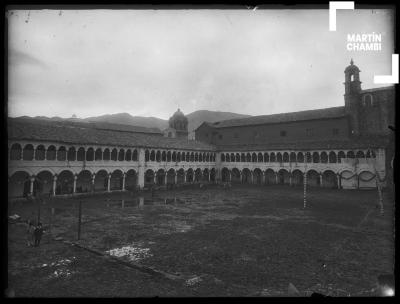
73,175,78,193
319,173,323,187
275,172,278,184
336,173,341,189
153,172,157,185
251,171,254,184
33,147,36,161
262,172,266,185
289,172,292,186
174,173,178,184
137,148,145,189
29,176,35,195
122,173,126,190
184,171,187,183
107,174,111,192
91,174,96,192
164,173,168,186
52,175,57,196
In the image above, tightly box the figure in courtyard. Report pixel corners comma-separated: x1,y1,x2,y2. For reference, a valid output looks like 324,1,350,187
34,222,44,247
26,220,35,247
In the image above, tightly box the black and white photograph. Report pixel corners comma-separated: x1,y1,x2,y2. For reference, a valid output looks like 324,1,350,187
6,4,396,297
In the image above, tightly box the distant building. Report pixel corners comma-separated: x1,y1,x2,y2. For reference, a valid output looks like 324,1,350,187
163,108,189,139
7,60,394,199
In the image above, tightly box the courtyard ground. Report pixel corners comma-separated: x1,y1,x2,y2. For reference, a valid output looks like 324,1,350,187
8,184,394,297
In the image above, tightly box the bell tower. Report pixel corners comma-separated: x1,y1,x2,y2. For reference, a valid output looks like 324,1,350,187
344,59,362,136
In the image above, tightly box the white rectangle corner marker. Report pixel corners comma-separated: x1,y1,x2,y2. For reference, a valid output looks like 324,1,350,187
329,1,355,31
374,54,399,84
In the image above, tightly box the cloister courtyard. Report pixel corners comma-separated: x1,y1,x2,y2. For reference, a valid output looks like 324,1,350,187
8,184,394,297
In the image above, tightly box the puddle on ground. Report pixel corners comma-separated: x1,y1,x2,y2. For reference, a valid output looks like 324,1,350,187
105,243,152,262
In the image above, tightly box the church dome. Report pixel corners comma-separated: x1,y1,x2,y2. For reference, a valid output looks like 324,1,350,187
344,59,360,73
169,108,188,131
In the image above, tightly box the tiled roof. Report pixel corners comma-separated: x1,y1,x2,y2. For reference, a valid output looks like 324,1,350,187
217,136,390,151
8,119,216,151
361,86,395,93
209,106,346,129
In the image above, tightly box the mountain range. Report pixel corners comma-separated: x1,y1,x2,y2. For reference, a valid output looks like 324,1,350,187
14,110,251,139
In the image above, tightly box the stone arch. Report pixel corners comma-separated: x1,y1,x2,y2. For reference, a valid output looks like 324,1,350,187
312,152,320,163
283,152,289,163
190,152,194,162
110,169,123,190
194,168,202,182
246,153,251,162
356,150,365,158
95,148,102,161
35,170,53,195
329,151,337,163
199,153,203,162
35,145,46,160
340,170,357,189
297,152,304,163
167,168,175,185
292,169,303,186
203,168,210,181
290,152,296,162
366,149,376,158
86,147,94,161
8,170,30,198
125,169,137,190
172,151,177,162
177,168,185,184
338,151,346,163
145,150,150,162
230,153,235,162
76,170,93,193
56,170,74,195
241,153,246,162
94,169,108,192
242,168,252,184
103,148,111,161
210,168,216,182
278,169,290,185
358,170,376,189
142,169,153,186
77,147,85,161
195,153,199,162
10,143,22,160
347,151,355,159
231,168,241,183
221,167,230,182
252,153,257,162
253,168,263,184
322,170,337,188
270,152,276,162
150,150,155,161
125,149,132,161
167,151,171,162
186,168,194,183
46,145,57,161
118,149,125,161
320,151,328,163
277,152,283,163
177,152,181,162
236,153,240,162
265,169,275,184
132,149,138,161
306,169,320,187
155,169,165,185
162,151,167,161
156,150,161,162
257,153,263,162
221,153,226,162
264,152,269,162
305,152,312,163
22,144,34,160
225,153,230,162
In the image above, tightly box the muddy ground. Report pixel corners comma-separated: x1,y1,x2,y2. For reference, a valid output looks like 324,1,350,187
8,184,394,297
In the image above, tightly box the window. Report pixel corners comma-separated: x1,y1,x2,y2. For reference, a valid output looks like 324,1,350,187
280,130,287,137
306,128,314,137
332,128,339,136
363,94,373,107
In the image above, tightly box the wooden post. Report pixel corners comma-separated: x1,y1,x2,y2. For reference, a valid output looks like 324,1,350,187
77,200,82,240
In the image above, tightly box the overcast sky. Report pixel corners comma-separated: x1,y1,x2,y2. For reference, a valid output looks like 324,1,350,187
8,8,394,120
